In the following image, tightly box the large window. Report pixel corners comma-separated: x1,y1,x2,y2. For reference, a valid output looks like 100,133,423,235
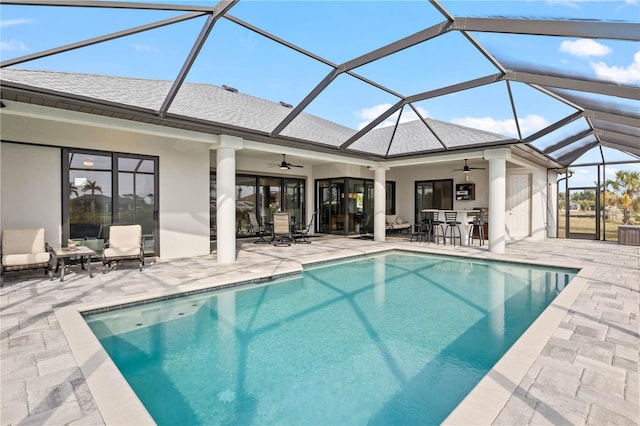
64,149,158,255
210,173,306,240
414,179,453,223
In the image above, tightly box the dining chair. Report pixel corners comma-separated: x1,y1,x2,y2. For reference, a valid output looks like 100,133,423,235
249,212,269,244
294,212,316,244
272,212,294,246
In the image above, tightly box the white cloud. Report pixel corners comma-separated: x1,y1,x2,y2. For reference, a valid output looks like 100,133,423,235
358,104,391,122
545,0,583,9
356,103,428,130
590,51,640,84
0,18,35,28
450,114,548,137
0,39,28,51
0,19,33,51
559,39,612,57
132,44,160,54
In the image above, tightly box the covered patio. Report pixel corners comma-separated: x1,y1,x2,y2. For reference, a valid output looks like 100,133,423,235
1,0,638,264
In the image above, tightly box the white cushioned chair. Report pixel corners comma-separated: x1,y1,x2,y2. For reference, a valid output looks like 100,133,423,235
1,228,52,281
102,224,144,273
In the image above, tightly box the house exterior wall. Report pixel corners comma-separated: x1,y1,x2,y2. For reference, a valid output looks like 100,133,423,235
530,166,549,241
0,106,212,259
1,102,558,262
388,163,490,223
1,143,62,246
504,159,554,241
313,163,374,180
389,158,555,242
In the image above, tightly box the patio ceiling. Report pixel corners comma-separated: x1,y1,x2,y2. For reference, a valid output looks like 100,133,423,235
1,0,638,167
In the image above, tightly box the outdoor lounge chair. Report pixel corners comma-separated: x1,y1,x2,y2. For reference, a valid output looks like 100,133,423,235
294,212,316,244
102,224,144,273
1,227,52,282
384,215,411,234
272,212,294,246
249,212,269,244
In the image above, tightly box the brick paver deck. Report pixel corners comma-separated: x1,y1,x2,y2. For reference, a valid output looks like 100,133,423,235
1,237,638,425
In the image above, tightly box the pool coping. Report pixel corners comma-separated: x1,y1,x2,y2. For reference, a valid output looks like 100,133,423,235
55,246,588,425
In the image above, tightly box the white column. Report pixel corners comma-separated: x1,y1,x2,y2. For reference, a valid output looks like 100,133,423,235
373,166,387,242
484,149,510,254
216,135,243,264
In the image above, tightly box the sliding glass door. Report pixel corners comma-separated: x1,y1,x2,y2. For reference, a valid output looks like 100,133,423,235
414,179,453,223
316,178,389,235
116,156,157,254
210,173,307,239
317,179,344,234
284,178,304,228
64,149,158,256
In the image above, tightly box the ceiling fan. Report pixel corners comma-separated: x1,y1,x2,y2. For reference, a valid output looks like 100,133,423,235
452,159,485,175
269,154,303,170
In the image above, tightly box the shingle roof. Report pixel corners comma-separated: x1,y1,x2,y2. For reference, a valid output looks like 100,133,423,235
0,0,637,165
0,68,511,156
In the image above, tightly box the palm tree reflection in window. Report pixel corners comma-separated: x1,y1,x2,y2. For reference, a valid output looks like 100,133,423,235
82,180,103,213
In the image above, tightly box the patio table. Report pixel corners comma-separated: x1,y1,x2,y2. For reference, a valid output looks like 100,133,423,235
50,246,97,282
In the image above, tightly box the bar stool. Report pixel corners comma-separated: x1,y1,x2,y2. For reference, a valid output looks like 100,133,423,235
410,222,427,242
468,210,486,246
423,211,445,244
444,211,462,246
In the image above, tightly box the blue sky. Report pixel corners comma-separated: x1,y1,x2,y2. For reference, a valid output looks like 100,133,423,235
1,0,639,185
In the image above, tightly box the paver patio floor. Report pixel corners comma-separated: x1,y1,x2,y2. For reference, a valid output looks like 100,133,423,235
1,236,638,425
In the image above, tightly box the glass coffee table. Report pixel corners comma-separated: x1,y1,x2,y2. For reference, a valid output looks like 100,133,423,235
50,246,97,282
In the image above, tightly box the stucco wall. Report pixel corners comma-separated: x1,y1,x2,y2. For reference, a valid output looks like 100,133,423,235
388,163,489,224
1,143,62,246
1,105,212,259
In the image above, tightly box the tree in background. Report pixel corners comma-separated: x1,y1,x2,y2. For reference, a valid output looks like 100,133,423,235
606,170,640,224
82,180,103,214
570,190,596,212
82,180,102,195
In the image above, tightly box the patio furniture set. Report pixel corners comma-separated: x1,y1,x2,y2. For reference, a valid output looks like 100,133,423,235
0,224,144,284
250,211,317,246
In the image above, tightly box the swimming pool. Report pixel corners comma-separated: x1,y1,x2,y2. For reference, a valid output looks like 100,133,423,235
84,251,577,425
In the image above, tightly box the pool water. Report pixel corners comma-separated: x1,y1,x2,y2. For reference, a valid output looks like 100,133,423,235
85,251,576,425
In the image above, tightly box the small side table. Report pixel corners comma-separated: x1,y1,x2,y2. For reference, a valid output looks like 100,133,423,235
50,246,97,282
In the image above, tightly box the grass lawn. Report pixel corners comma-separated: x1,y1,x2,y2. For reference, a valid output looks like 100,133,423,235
557,216,622,240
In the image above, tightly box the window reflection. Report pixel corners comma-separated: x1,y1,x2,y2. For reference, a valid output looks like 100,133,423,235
66,150,157,256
